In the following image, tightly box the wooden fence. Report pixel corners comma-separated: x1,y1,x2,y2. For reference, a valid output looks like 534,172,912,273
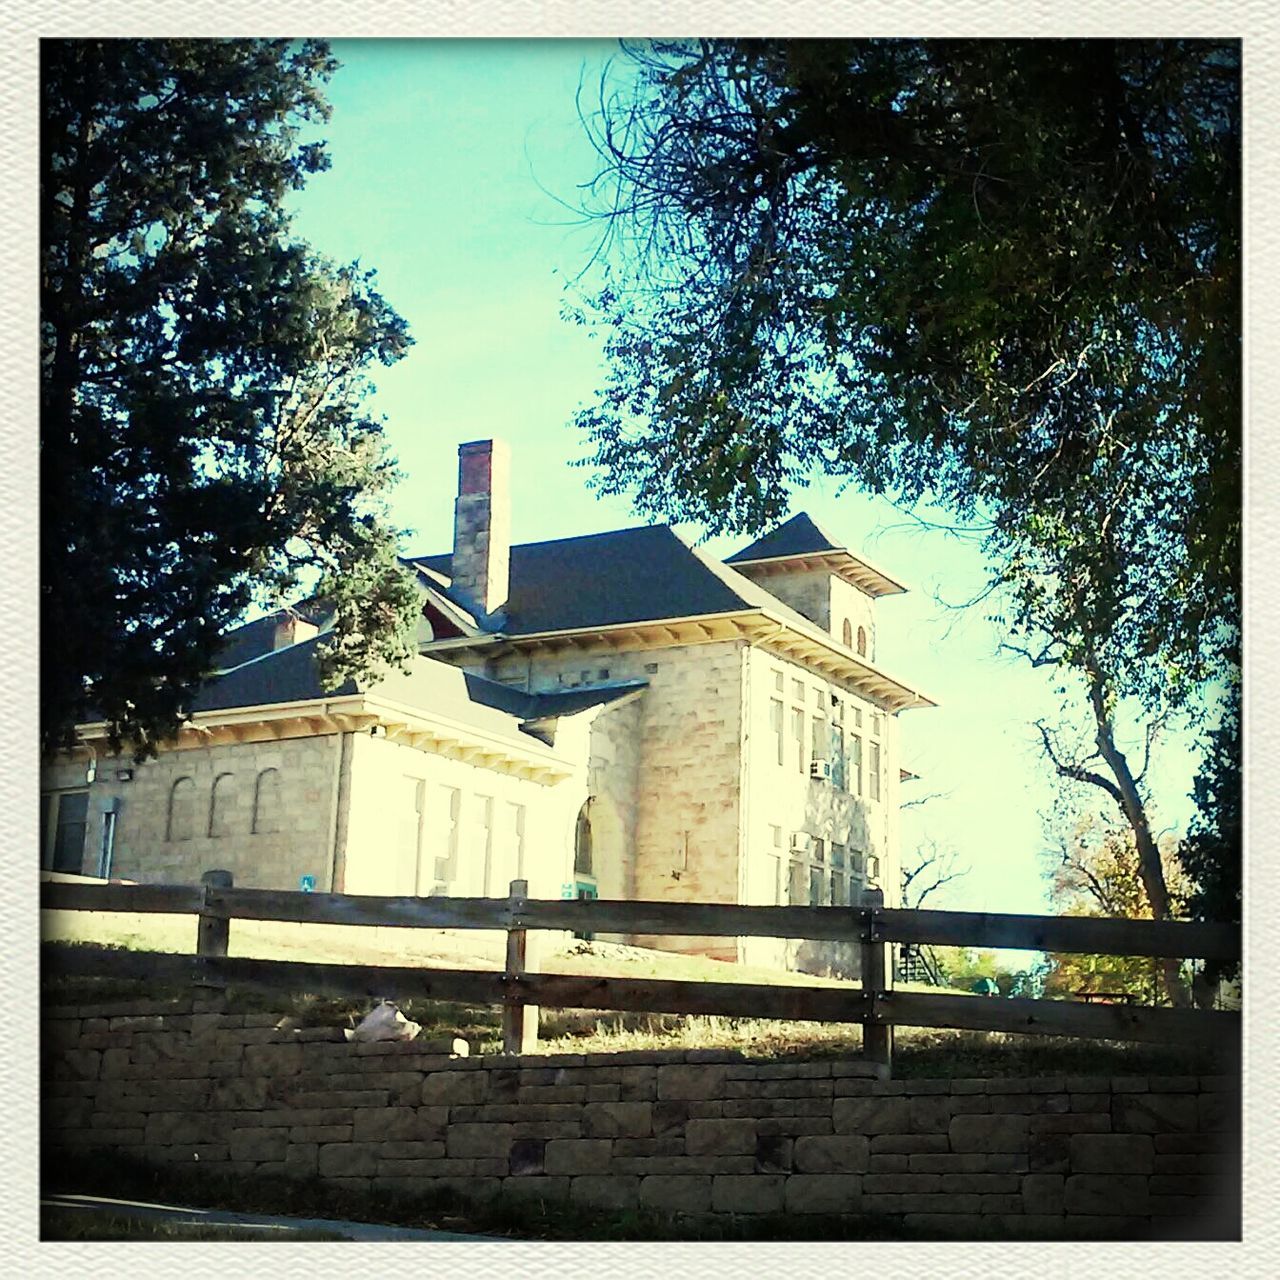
41,872,1240,1072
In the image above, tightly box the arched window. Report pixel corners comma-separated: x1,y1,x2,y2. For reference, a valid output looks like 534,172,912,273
842,618,853,649
252,768,281,835
574,800,594,877
208,773,236,838
167,777,196,842
856,626,868,657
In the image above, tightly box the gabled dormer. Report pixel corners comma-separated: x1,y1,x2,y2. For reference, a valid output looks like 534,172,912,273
725,513,906,662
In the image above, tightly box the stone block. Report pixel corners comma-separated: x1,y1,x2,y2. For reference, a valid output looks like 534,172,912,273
318,1143,380,1177
949,1114,1030,1153
376,1140,446,1160
990,1094,1070,1115
711,1174,785,1215
793,1134,870,1173
509,1138,546,1175
501,1176,570,1203
1029,1112,1111,1135
756,1116,832,1137
863,1173,941,1194
243,1043,302,1076
227,1127,288,1162
832,1095,910,1135
640,1174,712,1213
353,1106,442,1144
1113,1093,1198,1134
1063,1174,1151,1216
421,1071,487,1106
446,1123,515,1159
755,1134,792,1173
784,1173,862,1214
544,1139,613,1176
686,1119,757,1156
1068,1133,1154,1174
570,1176,639,1209
582,1101,652,1139
656,1064,727,1100
209,1077,269,1110
909,1096,952,1132
1028,1132,1070,1174
868,1155,909,1172
870,1134,949,1155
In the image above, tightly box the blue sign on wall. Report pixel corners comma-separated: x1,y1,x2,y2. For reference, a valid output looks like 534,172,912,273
299,875,316,893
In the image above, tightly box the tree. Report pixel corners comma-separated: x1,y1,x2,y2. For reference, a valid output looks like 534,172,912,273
1180,685,1242,995
569,38,1241,983
898,839,968,986
42,39,420,756
1040,812,1189,1004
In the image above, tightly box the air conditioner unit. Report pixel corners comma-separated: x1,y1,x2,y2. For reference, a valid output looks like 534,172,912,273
810,759,832,781
790,831,811,852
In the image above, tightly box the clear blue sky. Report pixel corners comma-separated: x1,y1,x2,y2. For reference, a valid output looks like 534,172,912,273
286,39,1201,919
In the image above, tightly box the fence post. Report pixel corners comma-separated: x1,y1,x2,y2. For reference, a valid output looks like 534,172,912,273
197,869,233,988
860,886,893,1076
502,878,539,1054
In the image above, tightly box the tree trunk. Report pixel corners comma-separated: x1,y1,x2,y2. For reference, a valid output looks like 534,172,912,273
1084,661,1189,1007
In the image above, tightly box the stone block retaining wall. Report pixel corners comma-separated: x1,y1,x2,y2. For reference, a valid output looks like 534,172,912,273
42,999,1240,1238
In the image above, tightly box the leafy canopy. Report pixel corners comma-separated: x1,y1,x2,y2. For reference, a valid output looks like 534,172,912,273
570,39,1240,715
42,39,420,755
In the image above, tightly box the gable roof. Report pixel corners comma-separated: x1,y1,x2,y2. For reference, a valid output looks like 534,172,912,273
409,525,750,636
725,512,907,597
725,512,844,563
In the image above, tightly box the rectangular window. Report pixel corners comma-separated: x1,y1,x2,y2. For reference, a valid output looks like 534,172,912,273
850,849,864,875
431,786,462,894
831,724,846,790
869,741,881,801
791,707,806,774
812,837,825,864
832,697,844,725
43,790,89,874
831,869,846,907
773,669,784,692
809,865,826,907
788,856,806,906
853,707,863,729
872,712,883,738
867,854,881,882
770,698,784,766
811,713,827,763
768,824,784,905
486,800,526,892
475,795,495,895
792,679,806,702
851,734,864,796
399,776,425,896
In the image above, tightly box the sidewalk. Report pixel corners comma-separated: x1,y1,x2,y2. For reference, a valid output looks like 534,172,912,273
42,1193,511,1242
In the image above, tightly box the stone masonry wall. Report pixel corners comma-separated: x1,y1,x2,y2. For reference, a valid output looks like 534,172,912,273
43,1001,1239,1238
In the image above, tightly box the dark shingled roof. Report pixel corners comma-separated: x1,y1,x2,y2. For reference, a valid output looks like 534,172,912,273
724,512,845,564
189,636,646,741
192,635,355,713
210,600,332,672
411,525,751,636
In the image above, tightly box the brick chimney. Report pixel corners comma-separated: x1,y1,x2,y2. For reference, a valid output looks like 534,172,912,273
272,612,318,650
451,438,510,619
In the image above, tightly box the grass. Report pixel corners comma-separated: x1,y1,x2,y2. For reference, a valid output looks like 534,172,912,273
41,909,1234,1076
41,1205,346,1242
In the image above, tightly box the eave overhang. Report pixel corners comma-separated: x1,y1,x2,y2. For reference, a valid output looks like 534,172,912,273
421,609,936,714
73,692,575,785
729,548,908,597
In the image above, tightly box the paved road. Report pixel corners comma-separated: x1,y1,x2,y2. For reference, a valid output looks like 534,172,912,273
42,1193,510,1242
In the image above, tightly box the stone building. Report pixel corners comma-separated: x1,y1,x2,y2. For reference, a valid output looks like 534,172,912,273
40,438,933,973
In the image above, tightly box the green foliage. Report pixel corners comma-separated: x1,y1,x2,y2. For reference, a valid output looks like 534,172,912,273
570,37,1240,943
571,38,1238,707
42,39,420,755
1181,682,1242,982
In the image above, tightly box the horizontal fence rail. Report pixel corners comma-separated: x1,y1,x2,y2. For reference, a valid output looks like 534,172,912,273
41,881,1241,960
41,873,1241,1065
